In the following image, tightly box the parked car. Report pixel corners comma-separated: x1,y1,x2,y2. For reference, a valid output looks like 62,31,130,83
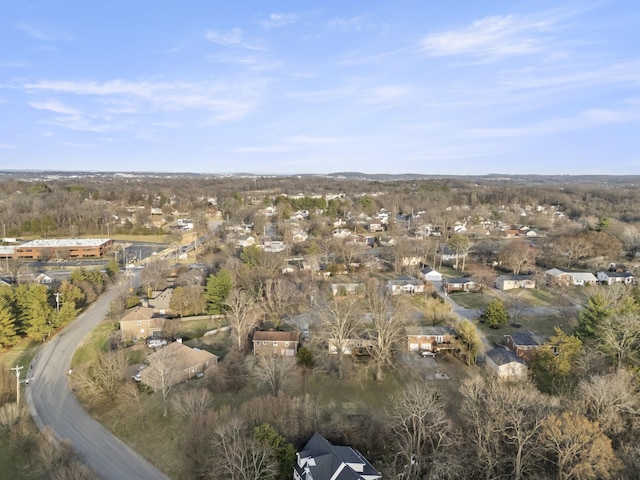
132,372,142,382
147,339,167,348
420,350,436,357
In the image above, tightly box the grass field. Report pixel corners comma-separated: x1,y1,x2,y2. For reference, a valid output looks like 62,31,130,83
478,312,575,348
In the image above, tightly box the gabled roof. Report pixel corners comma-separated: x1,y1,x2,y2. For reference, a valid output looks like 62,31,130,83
545,268,567,276
405,325,456,336
420,266,439,274
497,274,534,281
486,347,526,366
296,433,381,480
600,271,634,278
253,331,300,342
507,330,545,347
120,306,155,323
570,272,597,282
444,277,475,284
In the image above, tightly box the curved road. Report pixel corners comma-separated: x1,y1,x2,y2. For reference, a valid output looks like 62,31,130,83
26,283,170,480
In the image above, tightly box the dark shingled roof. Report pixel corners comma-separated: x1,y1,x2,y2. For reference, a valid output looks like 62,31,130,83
507,330,544,347
486,347,526,366
252,331,300,342
295,433,381,480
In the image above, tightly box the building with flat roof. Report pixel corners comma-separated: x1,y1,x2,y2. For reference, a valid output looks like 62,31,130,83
3,238,113,260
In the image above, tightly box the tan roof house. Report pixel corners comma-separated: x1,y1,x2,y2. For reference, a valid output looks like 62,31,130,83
145,288,174,315
140,340,218,391
495,275,536,291
405,325,457,352
252,331,300,356
119,306,167,342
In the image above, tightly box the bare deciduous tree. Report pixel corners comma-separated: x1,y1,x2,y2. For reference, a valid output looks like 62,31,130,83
314,294,362,378
171,388,213,421
252,351,293,398
575,368,640,442
364,282,406,381
541,411,620,480
225,288,261,350
387,383,452,479
82,349,128,401
211,414,278,480
146,346,177,417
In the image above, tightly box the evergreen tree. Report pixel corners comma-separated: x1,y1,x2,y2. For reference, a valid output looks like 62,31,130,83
205,269,233,315
0,296,18,347
483,299,508,328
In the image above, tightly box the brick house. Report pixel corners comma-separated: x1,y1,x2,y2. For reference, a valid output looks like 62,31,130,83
505,330,545,362
252,331,300,356
405,325,457,352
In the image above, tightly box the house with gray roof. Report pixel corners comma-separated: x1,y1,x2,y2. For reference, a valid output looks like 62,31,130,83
294,432,381,480
597,270,635,285
485,347,528,380
505,330,546,361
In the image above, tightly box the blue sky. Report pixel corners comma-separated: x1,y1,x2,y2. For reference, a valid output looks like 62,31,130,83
1,1,639,175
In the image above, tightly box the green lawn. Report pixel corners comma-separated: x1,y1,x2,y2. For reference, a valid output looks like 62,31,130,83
478,313,576,348
448,291,496,310
71,321,114,367
0,338,40,371
501,287,574,307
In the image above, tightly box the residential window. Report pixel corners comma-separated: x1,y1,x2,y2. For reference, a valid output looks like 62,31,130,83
273,341,278,346
435,336,444,343
262,341,267,345
285,341,289,347
137,320,142,326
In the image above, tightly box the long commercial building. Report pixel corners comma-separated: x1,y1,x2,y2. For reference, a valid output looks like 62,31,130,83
0,238,113,260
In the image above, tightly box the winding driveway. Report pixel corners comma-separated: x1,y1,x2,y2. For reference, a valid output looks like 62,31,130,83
26,283,170,480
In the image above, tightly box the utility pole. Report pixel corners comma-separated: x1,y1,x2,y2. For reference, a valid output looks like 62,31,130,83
11,365,23,405
54,291,62,313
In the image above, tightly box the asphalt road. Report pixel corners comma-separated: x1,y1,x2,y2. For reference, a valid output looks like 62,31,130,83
26,278,170,480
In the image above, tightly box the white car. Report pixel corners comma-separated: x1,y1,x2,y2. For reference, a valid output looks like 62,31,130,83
132,372,142,382
421,350,436,357
147,339,167,348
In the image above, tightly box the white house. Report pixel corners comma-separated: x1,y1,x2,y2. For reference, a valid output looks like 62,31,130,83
419,266,442,282
485,347,528,381
597,271,635,285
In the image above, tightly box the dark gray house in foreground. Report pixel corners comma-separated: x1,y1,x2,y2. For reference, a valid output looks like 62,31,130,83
294,432,381,480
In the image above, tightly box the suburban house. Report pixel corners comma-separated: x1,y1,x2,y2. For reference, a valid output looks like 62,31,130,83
570,272,598,286
294,432,381,480
495,274,536,291
485,347,529,380
386,275,425,295
328,338,376,355
119,306,171,342
144,288,173,315
505,330,545,362
140,340,218,390
330,282,364,297
597,270,635,285
252,331,300,356
545,268,597,287
33,272,53,284
442,277,479,294
419,266,442,282
406,325,457,352
545,268,575,286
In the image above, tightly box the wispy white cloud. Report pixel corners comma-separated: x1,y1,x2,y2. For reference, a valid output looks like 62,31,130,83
29,99,81,115
261,13,297,29
45,114,133,133
468,102,640,138
234,145,295,153
285,135,346,145
22,79,262,121
206,28,265,50
328,16,379,32
422,13,556,61
61,142,94,148
18,23,74,41
0,142,18,149
206,53,282,71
